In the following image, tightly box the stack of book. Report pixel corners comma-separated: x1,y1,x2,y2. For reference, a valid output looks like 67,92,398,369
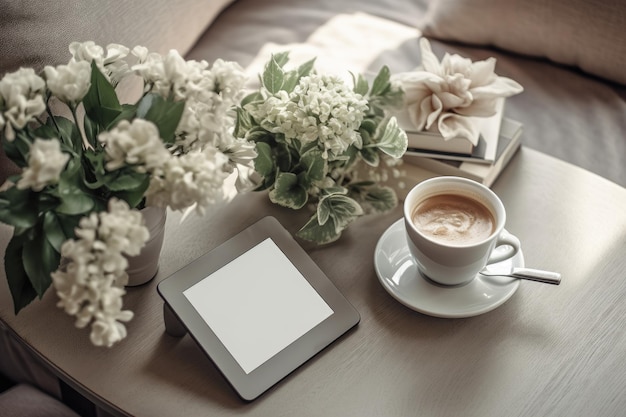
397,99,523,187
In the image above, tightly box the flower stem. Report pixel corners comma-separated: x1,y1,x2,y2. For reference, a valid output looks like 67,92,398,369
70,103,92,151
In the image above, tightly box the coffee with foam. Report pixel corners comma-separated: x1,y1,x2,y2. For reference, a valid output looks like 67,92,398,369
411,194,495,245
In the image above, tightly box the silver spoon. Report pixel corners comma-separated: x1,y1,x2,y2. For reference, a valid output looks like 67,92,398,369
480,267,561,285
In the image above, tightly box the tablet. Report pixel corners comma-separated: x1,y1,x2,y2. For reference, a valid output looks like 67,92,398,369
157,216,360,401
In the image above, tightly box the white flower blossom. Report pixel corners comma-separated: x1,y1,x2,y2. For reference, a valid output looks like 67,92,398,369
98,119,170,172
393,38,523,144
223,138,258,168
51,199,149,347
210,59,249,107
246,74,368,160
132,49,248,154
44,60,92,104
99,118,234,215
69,41,131,85
132,49,187,97
0,68,46,141
69,41,104,63
89,286,134,347
146,147,229,214
131,45,149,62
17,138,69,191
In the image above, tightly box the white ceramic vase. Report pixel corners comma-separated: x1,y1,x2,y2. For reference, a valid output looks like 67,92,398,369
125,206,167,286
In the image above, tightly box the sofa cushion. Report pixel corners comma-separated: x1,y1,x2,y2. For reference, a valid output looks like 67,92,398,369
0,0,235,74
419,0,626,85
0,384,81,417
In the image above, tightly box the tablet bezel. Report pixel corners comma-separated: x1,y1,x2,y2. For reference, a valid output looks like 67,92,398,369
157,216,360,401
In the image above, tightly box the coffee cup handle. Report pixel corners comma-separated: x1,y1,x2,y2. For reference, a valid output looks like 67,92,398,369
487,230,521,265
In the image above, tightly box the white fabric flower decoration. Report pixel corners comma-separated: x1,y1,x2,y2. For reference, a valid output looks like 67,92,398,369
44,60,92,104
393,38,523,144
17,138,69,191
0,68,46,141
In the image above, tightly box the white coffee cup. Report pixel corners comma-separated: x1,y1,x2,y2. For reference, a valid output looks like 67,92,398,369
403,176,520,286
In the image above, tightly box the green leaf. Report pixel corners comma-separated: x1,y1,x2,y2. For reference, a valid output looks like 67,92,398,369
82,61,122,128
106,103,137,131
241,92,264,107
299,193,364,244
135,93,156,119
319,193,364,232
244,126,270,143
360,185,398,214
56,186,95,215
316,187,351,226
83,149,106,189
57,213,81,240
0,186,39,228
32,123,59,140
296,213,341,245
370,65,391,97
254,142,275,177
5,234,38,314
374,117,408,158
269,172,307,209
83,114,100,149
282,58,316,93
297,58,316,78
275,141,293,172
360,147,380,167
352,73,369,96
110,175,150,208
106,169,150,192
360,118,378,136
300,148,327,184
136,93,184,143
23,227,59,298
42,211,68,252
234,107,253,138
282,70,300,93
53,116,82,153
272,51,291,68
56,158,95,215
317,200,331,226
320,186,348,196
375,85,404,108
263,56,285,94
2,133,30,167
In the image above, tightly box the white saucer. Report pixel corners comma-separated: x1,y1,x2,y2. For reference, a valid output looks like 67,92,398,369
374,219,523,318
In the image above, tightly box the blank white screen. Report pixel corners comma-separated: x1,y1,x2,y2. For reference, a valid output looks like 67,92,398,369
183,238,333,374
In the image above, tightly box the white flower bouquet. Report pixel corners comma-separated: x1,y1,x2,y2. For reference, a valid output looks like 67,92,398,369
0,42,253,346
234,53,408,244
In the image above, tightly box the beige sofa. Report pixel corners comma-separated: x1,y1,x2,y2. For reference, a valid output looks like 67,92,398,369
2,0,626,187
1,0,625,412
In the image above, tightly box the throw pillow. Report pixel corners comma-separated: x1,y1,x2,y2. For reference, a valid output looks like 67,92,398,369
419,0,626,85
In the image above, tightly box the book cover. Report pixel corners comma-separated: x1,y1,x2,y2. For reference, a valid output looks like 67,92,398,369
402,118,523,187
397,98,505,159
